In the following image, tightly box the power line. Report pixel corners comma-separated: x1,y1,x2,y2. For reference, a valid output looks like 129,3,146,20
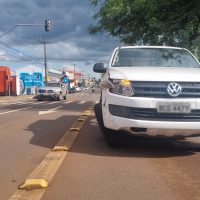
0,41,37,61
32,57,95,61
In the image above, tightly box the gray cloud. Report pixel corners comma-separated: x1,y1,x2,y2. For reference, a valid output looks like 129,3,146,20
0,0,120,74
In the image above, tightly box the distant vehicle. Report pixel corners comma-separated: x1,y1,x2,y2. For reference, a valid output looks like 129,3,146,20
91,86,95,93
68,87,77,93
37,82,67,101
83,87,89,91
75,86,82,92
94,46,200,146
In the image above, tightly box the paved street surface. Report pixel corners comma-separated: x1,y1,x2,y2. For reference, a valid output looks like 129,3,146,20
1,90,200,200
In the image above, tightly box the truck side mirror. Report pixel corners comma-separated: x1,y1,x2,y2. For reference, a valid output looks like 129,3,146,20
93,63,107,73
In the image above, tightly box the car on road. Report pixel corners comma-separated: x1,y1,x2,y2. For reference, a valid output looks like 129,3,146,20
68,86,77,93
37,82,67,101
94,46,200,146
75,86,82,92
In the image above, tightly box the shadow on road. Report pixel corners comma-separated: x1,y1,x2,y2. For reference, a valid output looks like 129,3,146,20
70,113,200,159
24,101,200,158
26,115,78,149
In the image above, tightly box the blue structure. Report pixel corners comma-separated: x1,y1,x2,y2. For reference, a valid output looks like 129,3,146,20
19,72,43,95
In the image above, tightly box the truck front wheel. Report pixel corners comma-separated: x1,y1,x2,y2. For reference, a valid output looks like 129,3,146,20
94,102,125,147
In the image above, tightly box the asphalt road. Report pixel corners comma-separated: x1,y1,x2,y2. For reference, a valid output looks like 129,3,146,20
1,90,200,200
42,112,200,200
0,91,97,200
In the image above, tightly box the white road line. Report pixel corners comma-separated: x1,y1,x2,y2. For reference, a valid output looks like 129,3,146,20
0,107,31,115
63,101,73,104
33,101,45,104
78,101,86,104
17,102,31,105
48,101,59,104
39,106,63,115
7,102,22,105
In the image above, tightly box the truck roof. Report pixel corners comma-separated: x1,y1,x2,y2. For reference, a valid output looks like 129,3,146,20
116,46,183,50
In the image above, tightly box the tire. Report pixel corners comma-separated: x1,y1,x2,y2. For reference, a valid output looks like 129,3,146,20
58,93,63,101
94,102,125,147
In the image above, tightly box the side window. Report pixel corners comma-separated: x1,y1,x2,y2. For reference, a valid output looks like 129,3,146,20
112,50,119,66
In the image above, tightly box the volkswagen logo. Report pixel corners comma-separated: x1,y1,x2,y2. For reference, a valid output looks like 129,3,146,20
167,82,182,97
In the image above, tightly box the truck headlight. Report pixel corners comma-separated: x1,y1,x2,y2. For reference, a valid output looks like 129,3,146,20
109,79,134,96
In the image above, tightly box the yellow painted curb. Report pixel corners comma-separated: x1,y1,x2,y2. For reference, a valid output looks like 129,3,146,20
51,146,69,151
69,127,80,131
82,113,89,116
78,118,85,122
19,179,48,190
84,110,91,113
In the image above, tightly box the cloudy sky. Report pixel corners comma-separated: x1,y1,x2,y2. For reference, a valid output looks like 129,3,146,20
0,0,120,77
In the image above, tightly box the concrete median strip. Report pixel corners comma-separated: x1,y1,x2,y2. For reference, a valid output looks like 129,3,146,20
9,105,93,200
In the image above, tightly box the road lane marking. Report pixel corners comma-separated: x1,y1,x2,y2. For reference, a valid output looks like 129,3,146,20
78,101,86,104
7,101,22,105
63,101,73,104
0,107,31,115
17,102,32,105
33,101,46,104
48,101,59,104
39,106,62,115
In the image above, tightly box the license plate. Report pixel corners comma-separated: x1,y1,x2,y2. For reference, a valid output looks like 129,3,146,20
156,102,191,113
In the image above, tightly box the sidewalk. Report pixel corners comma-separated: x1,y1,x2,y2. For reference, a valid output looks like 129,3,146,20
0,95,35,102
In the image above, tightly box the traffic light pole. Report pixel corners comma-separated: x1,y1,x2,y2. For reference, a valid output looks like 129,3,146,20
0,20,51,38
44,41,48,84
0,20,51,85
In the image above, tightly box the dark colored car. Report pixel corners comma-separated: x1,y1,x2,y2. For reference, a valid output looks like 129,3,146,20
68,87,77,93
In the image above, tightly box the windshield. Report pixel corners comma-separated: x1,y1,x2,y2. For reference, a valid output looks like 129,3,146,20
45,82,60,87
112,48,200,68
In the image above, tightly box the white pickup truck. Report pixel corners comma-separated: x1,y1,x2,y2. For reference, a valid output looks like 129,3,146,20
93,46,200,146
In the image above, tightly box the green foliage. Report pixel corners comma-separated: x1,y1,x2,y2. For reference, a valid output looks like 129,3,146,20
89,0,200,57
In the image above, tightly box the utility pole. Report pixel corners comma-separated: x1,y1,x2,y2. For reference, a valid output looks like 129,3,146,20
73,64,76,80
73,64,77,86
37,40,50,84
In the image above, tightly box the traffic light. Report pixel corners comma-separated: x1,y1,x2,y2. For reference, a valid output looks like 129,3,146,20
45,19,50,32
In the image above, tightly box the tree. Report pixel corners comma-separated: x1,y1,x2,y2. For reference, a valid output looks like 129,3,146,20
89,0,200,57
